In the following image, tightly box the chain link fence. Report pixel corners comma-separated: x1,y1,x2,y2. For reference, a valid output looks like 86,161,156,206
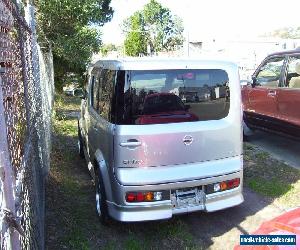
0,0,54,249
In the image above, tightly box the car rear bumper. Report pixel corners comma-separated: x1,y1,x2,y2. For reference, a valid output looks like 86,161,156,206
107,170,243,222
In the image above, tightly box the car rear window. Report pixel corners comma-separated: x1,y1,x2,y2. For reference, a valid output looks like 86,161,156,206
114,69,230,125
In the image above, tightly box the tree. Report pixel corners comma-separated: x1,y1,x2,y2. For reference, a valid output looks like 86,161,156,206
36,0,113,89
124,12,148,56
123,0,184,56
100,43,118,56
267,27,300,39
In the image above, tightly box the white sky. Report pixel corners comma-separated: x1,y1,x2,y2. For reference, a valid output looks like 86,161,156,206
101,0,300,45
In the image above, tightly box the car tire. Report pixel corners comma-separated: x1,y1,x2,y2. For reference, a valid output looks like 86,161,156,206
77,121,85,158
95,167,110,225
243,121,254,141
243,131,249,142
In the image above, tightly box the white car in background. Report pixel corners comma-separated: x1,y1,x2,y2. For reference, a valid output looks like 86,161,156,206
63,85,84,97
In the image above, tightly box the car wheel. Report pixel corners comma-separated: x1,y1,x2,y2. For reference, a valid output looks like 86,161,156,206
95,167,110,225
243,131,249,142
77,121,85,158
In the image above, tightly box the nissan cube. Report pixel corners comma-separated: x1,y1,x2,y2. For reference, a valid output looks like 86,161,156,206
78,58,244,223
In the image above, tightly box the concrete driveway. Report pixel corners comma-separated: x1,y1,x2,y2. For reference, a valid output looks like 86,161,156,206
247,130,300,170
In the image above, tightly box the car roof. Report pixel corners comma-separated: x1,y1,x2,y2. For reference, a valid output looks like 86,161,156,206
267,48,300,57
90,57,237,71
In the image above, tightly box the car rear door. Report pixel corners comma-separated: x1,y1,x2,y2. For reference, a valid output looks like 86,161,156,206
113,64,242,174
276,54,300,136
244,56,285,128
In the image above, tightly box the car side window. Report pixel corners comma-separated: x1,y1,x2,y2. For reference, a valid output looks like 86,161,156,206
98,69,115,121
90,75,95,107
256,57,285,87
285,55,300,89
92,74,100,110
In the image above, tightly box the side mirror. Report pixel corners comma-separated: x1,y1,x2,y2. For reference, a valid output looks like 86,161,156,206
251,76,257,88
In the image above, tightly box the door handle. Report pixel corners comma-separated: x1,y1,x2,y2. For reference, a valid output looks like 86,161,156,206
267,90,276,97
93,126,98,131
120,140,141,148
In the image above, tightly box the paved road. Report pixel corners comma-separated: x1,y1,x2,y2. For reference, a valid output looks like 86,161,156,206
247,130,300,170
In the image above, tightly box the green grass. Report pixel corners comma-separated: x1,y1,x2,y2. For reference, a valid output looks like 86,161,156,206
103,241,118,250
244,142,300,208
54,119,77,136
124,236,144,250
48,94,95,249
55,93,81,111
254,151,269,161
68,229,90,250
120,220,198,250
247,177,291,197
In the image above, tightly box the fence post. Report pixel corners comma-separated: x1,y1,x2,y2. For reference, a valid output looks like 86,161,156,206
0,76,20,250
25,3,40,89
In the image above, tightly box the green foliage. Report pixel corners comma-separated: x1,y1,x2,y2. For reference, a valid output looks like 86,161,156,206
123,0,184,56
36,0,114,89
124,12,148,56
100,43,118,56
268,27,300,39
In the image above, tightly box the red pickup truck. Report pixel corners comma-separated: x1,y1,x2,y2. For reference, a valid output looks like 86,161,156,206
242,49,300,139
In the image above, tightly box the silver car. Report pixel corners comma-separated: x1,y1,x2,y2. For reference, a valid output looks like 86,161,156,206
78,58,243,223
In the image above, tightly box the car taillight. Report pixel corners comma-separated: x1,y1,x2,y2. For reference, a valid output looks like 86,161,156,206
126,191,163,202
208,178,240,194
220,181,228,191
233,178,240,188
136,192,144,202
126,193,136,202
227,178,240,189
